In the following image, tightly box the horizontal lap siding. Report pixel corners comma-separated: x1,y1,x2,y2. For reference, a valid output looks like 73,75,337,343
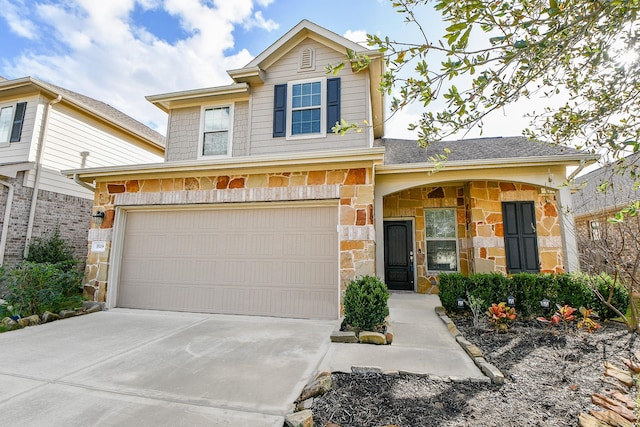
249,39,369,155
0,94,41,164
117,205,339,319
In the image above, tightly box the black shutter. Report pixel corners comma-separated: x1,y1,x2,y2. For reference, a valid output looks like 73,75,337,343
10,102,26,142
326,77,340,131
273,84,287,137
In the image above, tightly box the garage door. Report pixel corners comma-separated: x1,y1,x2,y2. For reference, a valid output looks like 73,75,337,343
116,204,339,319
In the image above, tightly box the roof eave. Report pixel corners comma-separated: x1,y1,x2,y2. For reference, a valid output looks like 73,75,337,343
376,154,595,174
146,83,250,112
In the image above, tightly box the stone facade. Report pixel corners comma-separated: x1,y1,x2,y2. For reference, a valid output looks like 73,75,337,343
83,167,375,305
0,171,92,265
383,181,564,294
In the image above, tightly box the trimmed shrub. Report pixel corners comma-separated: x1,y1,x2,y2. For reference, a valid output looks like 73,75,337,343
438,271,629,319
343,275,390,331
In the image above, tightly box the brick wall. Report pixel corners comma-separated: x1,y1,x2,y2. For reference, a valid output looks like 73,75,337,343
0,171,92,266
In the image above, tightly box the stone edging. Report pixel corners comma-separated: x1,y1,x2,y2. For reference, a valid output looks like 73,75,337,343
0,301,104,331
434,306,505,385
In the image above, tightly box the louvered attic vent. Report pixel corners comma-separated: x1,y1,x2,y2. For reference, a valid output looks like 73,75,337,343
298,47,315,71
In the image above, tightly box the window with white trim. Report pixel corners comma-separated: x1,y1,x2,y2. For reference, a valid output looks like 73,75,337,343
424,208,459,271
287,78,325,138
0,106,14,145
200,105,231,157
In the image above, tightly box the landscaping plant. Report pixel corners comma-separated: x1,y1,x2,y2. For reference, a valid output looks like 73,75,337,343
577,307,602,333
465,292,484,328
343,275,390,331
487,302,516,333
537,304,577,331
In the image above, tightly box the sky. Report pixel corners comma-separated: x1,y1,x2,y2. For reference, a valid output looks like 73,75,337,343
0,0,537,139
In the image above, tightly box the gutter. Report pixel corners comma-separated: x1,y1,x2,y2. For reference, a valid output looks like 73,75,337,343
23,94,62,259
0,180,14,265
73,173,96,192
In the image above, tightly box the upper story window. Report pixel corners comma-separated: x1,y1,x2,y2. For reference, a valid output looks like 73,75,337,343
200,105,232,157
424,208,459,272
273,77,340,140
0,102,26,146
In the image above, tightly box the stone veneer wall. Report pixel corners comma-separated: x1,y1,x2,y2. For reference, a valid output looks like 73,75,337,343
0,171,92,266
83,168,375,305
383,185,468,294
469,181,563,274
382,181,564,294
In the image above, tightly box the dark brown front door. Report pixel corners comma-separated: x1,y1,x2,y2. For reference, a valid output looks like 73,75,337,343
384,220,414,291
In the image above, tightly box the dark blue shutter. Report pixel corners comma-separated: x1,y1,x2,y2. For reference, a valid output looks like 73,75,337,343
326,78,340,131
10,102,26,142
273,84,287,137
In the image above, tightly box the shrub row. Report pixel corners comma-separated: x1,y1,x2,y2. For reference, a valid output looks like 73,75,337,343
439,272,629,319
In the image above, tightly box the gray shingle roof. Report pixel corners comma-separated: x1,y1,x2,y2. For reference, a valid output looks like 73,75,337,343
375,136,583,165
572,153,640,216
43,81,165,148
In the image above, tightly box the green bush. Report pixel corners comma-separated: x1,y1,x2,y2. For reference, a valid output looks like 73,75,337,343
1,261,83,317
438,272,629,319
343,275,390,331
26,227,78,271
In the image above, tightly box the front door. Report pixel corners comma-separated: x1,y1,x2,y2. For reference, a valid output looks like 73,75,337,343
502,201,540,273
384,220,414,291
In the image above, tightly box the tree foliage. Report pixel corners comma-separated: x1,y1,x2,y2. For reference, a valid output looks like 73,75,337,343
331,0,640,155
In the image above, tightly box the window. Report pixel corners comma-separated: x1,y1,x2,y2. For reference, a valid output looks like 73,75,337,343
424,209,458,271
273,77,340,139
0,106,13,144
0,102,27,145
590,220,601,241
200,105,231,157
291,81,321,135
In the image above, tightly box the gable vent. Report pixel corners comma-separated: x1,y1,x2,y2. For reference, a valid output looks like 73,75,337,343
298,47,315,72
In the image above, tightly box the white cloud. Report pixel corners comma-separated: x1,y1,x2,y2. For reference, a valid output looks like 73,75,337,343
343,29,369,47
0,0,39,39
1,0,273,134
244,11,279,31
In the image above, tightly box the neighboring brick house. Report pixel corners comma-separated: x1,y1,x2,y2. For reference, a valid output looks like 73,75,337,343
572,154,640,283
0,76,165,266
67,20,591,319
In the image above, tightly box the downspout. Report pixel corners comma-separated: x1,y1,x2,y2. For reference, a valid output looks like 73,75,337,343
23,94,62,259
73,174,96,192
567,159,588,182
0,180,14,265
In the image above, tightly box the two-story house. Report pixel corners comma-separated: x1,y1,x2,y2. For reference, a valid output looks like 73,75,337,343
0,76,165,267
67,20,591,319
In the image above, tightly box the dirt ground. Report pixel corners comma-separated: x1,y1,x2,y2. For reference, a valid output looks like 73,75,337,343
312,318,639,427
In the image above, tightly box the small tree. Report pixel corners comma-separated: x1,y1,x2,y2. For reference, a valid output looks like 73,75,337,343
26,227,78,271
343,275,390,331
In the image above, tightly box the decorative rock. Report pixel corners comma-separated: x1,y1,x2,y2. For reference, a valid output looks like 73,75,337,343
82,301,105,310
447,322,461,337
17,318,30,328
463,343,484,358
295,397,314,412
470,376,492,384
25,314,41,326
359,331,386,345
604,362,634,388
479,361,505,385
434,306,446,316
385,326,394,344
41,311,61,323
330,330,358,343
352,366,382,374
298,375,333,401
1,317,18,330
85,304,101,314
59,310,76,319
284,409,313,427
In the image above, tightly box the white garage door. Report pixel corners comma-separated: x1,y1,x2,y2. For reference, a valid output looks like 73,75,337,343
116,203,339,319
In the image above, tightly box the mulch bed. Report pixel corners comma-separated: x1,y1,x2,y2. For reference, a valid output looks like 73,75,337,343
312,317,639,426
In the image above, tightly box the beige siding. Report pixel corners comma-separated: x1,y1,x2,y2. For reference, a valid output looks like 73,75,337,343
232,101,249,156
0,94,43,165
117,204,339,319
25,103,163,198
249,39,370,155
165,106,199,161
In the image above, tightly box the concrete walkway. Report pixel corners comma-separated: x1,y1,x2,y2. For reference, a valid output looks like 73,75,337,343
319,293,484,378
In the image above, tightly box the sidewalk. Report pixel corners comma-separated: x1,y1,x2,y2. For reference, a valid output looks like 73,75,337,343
317,293,484,379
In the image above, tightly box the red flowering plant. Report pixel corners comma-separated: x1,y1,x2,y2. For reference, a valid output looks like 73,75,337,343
487,302,517,333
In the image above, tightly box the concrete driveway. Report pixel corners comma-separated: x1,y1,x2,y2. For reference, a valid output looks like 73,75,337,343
0,309,336,426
